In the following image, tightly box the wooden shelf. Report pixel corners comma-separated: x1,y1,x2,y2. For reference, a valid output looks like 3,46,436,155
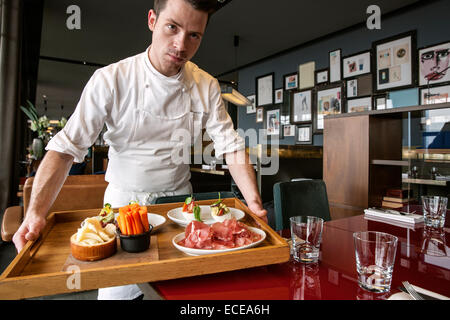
371,159,409,166
402,178,447,186
325,102,450,119
190,167,228,176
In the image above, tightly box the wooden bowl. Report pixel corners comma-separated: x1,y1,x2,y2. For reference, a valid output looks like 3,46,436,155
70,234,117,261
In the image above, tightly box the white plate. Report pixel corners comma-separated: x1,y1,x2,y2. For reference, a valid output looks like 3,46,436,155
172,226,266,256
114,213,166,233
167,205,245,227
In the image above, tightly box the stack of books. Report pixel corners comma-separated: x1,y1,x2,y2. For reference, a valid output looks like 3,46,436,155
381,189,413,209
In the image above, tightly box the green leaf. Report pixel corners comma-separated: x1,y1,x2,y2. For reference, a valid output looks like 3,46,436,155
20,106,38,122
27,100,39,119
128,200,139,205
185,196,192,205
193,205,202,222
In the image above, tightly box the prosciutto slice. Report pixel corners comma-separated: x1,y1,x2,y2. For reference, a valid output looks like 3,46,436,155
179,218,262,250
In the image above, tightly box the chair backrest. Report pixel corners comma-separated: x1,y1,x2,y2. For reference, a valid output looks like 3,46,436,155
273,179,331,231
152,191,236,204
23,174,108,215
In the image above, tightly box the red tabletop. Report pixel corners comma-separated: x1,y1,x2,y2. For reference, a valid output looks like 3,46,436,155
152,214,450,300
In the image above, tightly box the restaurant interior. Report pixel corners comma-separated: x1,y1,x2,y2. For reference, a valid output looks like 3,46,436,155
0,0,449,302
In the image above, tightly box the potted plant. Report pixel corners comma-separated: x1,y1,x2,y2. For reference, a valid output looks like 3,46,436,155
20,100,67,160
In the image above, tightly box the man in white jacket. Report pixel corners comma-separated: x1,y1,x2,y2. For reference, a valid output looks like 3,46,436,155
13,0,267,299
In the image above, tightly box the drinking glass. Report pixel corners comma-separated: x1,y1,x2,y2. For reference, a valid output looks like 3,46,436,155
289,216,324,263
353,231,398,293
422,196,448,229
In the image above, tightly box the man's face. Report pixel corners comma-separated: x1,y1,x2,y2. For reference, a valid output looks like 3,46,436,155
421,48,450,82
148,0,208,77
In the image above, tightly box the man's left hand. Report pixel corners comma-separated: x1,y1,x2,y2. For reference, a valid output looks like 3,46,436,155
247,202,268,224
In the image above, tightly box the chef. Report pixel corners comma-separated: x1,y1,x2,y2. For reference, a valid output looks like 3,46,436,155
13,0,267,300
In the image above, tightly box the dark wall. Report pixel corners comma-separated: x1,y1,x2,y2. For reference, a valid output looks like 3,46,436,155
237,0,450,147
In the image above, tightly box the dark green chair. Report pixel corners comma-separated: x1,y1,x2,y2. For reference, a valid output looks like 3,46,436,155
273,179,331,231
151,191,236,204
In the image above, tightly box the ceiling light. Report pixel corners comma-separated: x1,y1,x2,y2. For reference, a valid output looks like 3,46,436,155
221,87,252,106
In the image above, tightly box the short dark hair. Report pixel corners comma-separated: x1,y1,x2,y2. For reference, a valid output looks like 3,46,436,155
154,0,220,19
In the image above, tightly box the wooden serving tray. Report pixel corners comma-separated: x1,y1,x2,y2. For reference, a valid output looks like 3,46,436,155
0,198,289,299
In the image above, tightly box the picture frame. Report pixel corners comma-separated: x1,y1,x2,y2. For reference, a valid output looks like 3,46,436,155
256,73,274,106
266,109,281,136
315,68,329,85
372,30,417,93
275,88,283,104
246,94,256,114
284,72,298,91
329,49,342,83
347,79,358,98
418,40,450,87
299,61,315,90
343,50,372,79
419,84,450,105
283,124,296,137
373,94,387,110
295,124,313,145
280,89,291,125
256,107,264,123
347,96,372,113
314,83,344,133
291,89,313,124
356,74,373,96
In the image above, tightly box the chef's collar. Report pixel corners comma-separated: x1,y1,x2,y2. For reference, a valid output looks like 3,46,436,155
144,45,185,83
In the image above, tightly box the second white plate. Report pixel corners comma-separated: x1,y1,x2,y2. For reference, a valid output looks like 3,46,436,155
167,205,245,227
114,213,166,233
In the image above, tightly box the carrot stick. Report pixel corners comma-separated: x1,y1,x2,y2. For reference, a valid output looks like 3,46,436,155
139,210,150,232
132,211,144,234
117,215,124,234
125,213,135,235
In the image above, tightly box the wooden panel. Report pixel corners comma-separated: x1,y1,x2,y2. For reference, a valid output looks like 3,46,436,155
368,116,403,206
324,116,369,208
0,198,289,299
329,203,364,220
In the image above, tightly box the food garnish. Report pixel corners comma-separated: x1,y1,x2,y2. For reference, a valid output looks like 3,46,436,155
210,193,230,219
96,203,115,227
116,202,150,235
193,204,202,222
182,196,196,213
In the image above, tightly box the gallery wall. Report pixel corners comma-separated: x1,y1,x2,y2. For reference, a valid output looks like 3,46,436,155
236,0,450,147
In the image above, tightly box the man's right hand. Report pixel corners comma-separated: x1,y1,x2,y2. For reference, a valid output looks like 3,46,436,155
12,214,46,253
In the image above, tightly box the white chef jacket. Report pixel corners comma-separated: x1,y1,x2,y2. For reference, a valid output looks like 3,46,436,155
46,46,245,299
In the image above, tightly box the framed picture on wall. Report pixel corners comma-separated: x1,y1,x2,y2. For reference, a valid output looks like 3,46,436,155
329,49,342,83
275,88,283,104
347,96,372,113
373,94,387,110
283,124,296,137
356,74,373,96
295,124,313,145
420,84,450,105
418,41,450,87
266,109,281,136
284,72,298,91
299,61,315,90
347,79,358,98
314,83,344,133
343,50,372,79
373,30,417,93
291,89,313,124
256,107,264,123
315,68,329,85
256,73,274,106
246,94,256,114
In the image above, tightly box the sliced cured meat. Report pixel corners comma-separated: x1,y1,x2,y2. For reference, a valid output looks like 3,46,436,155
211,222,233,241
179,218,262,250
